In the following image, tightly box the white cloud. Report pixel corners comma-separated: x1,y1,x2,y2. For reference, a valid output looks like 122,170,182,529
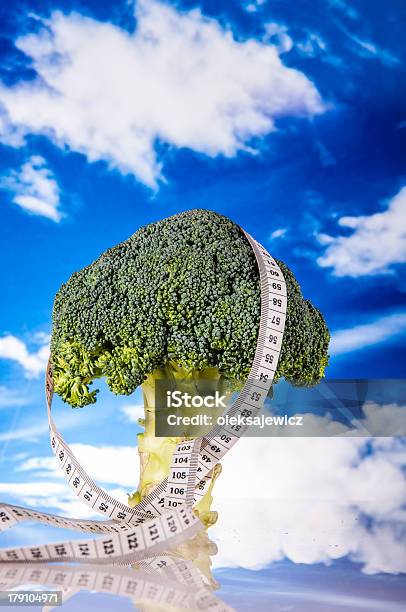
317,186,406,276
31,331,51,345
212,434,406,574
19,443,139,489
244,0,267,13
0,1,324,188
0,481,69,497
1,155,62,221
268,402,406,438
121,403,145,423
0,386,28,408
269,227,287,240
2,410,405,574
0,421,50,443
2,443,139,518
264,23,293,54
0,481,128,519
0,334,49,377
264,25,341,67
0,442,139,519
359,402,406,438
0,408,86,443
329,312,406,356
296,32,327,57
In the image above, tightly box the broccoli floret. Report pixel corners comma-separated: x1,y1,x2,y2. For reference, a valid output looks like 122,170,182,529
51,209,329,406
50,209,330,518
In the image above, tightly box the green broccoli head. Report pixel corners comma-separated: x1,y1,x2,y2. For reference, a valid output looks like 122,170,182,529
50,209,330,408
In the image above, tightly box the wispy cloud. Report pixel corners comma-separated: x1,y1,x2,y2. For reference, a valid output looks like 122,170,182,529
0,481,69,498
269,228,287,240
0,481,128,519
0,480,95,519
264,23,293,53
314,139,336,167
0,407,84,443
0,421,50,443
296,32,327,57
348,34,400,67
328,0,359,20
121,403,145,423
0,386,28,408
336,21,401,67
1,442,137,518
19,443,139,489
329,312,406,356
0,0,324,188
263,24,341,68
244,0,267,13
317,186,406,277
0,333,49,378
1,155,62,222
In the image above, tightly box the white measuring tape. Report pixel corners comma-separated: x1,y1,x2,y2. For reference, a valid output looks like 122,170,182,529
0,231,287,564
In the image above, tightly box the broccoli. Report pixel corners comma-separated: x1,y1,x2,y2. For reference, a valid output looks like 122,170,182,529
51,209,330,522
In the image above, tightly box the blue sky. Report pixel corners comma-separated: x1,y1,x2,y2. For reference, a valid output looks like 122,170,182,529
0,0,405,381
0,0,405,601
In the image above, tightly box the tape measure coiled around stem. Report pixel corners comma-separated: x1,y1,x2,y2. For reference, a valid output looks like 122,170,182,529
0,232,287,564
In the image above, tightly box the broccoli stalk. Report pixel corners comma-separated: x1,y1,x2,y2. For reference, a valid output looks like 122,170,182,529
50,210,330,524
128,361,230,526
